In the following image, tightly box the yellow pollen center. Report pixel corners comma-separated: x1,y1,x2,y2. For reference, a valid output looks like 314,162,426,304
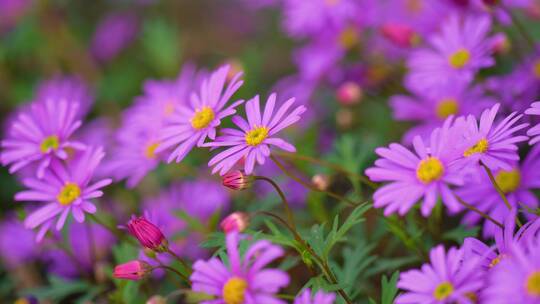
339,26,359,49
416,157,444,184
144,142,160,159
489,255,504,268
449,48,471,69
245,126,269,146
433,281,454,300
14,299,30,304
40,135,60,153
526,271,540,297
191,106,215,130
436,98,459,119
533,59,540,79
57,182,81,206
223,277,248,304
495,169,521,194
464,138,489,157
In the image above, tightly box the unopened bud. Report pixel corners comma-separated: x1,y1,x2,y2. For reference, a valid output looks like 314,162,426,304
222,170,253,190
337,82,363,106
312,174,330,191
113,260,151,281
380,23,420,48
220,212,250,233
127,216,168,252
146,295,167,304
491,33,510,55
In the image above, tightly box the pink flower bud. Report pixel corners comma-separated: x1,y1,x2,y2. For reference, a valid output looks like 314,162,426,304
380,23,420,48
127,216,168,252
336,82,363,106
113,260,151,280
220,212,250,233
222,170,252,190
312,174,330,191
491,33,510,55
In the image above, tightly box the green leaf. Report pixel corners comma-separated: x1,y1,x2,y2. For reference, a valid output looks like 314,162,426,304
323,203,370,257
442,225,480,243
381,272,400,304
142,19,182,75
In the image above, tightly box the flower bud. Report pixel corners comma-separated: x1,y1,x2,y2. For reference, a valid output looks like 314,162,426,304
336,82,363,106
146,295,167,304
222,170,253,190
491,33,510,55
220,212,250,233
113,260,151,281
127,216,168,252
312,174,330,191
380,23,420,48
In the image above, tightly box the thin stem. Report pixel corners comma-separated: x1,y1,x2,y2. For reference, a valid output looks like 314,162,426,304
165,248,191,275
88,214,138,246
270,155,359,207
254,176,296,231
154,265,190,285
480,162,522,227
274,151,378,189
454,193,504,229
253,211,354,304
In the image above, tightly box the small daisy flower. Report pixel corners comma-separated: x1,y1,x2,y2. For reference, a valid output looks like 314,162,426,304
14,147,112,241
525,101,540,145
35,76,94,119
207,93,306,175
294,289,336,304
365,119,464,216
405,14,495,92
391,80,495,143
455,103,529,171
157,65,244,163
483,234,540,303
396,245,484,304
0,98,86,178
190,232,290,304
457,145,540,237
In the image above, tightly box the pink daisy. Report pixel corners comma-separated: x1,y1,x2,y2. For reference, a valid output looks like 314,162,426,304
15,147,112,241
157,65,244,163
207,93,306,175
1,98,86,178
525,101,540,145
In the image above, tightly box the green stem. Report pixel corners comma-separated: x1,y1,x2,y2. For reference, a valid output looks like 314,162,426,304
88,214,138,246
480,162,522,227
254,176,296,231
165,248,191,276
454,193,504,229
274,151,378,189
154,265,190,285
270,155,359,207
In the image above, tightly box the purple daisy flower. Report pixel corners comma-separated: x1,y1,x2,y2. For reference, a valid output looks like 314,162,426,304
191,232,290,304
405,14,495,92
457,145,540,237
525,101,540,145
90,11,139,63
0,215,38,268
391,80,496,143
396,245,484,304
482,234,540,303
0,98,86,178
365,119,464,216
282,0,358,38
454,103,529,171
294,289,336,304
35,76,94,119
207,93,306,175
157,65,244,163
14,147,112,241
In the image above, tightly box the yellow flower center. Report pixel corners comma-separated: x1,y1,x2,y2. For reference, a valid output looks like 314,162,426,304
489,254,504,268
144,142,160,159
533,59,540,79
465,292,478,303
526,271,540,297
463,138,489,157
40,135,60,153
339,26,359,49
406,0,423,12
245,126,269,146
223,277,248,304
494,169,521,194
449,48,471,69
191,106,215,130
57,182,81,206
436,98,459,119
416,157,444,184
14,299,30,304
433,281,454,301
